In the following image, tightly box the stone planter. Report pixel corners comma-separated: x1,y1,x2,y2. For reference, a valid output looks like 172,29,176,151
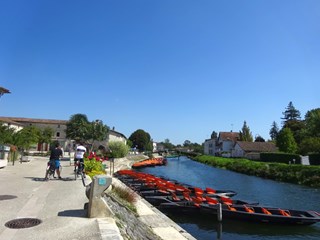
0,158,8,168
21,156,31,162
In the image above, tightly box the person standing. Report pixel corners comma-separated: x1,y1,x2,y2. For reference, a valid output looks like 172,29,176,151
46,143,63,180
75,142,87,174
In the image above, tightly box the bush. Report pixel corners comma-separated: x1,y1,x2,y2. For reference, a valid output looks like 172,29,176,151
194,155,320,187
260,152,301,164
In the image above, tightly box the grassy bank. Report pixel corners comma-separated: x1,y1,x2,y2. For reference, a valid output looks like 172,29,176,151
193,155,320,188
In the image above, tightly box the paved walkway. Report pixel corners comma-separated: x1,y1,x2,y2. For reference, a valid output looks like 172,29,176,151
0,157,104,240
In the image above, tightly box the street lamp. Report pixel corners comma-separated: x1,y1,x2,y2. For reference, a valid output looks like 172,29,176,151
0,87,11,99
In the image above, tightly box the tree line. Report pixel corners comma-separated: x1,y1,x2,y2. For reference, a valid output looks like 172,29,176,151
210,101,320,155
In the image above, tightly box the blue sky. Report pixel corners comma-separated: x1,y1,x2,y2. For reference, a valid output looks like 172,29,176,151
0,0,319,145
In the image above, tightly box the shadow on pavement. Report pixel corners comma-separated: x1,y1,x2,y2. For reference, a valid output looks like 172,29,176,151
58,209,87,218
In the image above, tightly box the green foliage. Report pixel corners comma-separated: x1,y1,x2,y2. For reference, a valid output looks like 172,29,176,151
260,152,301,164
129,129,151,152
0,123,15,144
66,113,90,141
66,114,109,150
109,141,129,158
38,127,54,146
86,120,109,149
299,137,320,155
194,155,320,187
84,158,104,173
14,126,40,152
276,128,298,153
269,121,279,141
304,108,320,137
239,121,253,142
281,101,301,123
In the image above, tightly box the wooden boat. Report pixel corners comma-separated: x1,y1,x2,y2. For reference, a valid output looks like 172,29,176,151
131,158,167,169
114,169,237,198
158,200,320,226
144,193,257,207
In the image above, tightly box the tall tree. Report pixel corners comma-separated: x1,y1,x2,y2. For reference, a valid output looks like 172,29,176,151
281,101,301,124
66,113,90,142
129,129,152,152
254,135,265,142
38,127,54,151
86,120,109,150
239,121,253,142
211,131,218,139
162,139,174,150
276,127,298,153
281,102,304,145
269,121,279,141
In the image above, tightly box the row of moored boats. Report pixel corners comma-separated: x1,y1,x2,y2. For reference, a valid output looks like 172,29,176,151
114,167,320,226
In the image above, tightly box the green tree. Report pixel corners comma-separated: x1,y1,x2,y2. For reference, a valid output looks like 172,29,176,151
299,137,320,155
183,140,191,147
162,139,175,151
129,129,151,152
239,121,253,142
38,127,54,152
281,101,301,123
276,127,298,153
304,108,320,137
14,126,40,154
109,141,129,158
269,121,279,141
86,120,109,150
0,123,15,144
211,131,218,139
65,113,90,142
254,135,265,142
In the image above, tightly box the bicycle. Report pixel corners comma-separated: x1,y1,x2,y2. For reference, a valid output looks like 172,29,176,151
45,160,62,180
74,159,86,186
45,160,55,180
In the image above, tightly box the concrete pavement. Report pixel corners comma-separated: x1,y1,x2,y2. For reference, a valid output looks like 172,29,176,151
0,157,104,240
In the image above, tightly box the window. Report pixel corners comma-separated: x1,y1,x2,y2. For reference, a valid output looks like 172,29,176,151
57,124,60,128
56,132,60,137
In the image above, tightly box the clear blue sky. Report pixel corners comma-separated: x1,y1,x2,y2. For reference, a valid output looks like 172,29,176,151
0,0,319,145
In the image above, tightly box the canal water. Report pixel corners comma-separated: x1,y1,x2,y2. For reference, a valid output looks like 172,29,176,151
137,156,320,240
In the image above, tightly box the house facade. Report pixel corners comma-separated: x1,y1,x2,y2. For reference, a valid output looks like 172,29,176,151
0,116,127,153
204,131,240,156
232,141,278,160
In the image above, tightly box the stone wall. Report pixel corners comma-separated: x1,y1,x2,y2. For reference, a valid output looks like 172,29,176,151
105,194,161,240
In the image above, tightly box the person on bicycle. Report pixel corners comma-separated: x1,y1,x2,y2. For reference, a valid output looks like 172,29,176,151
46,143,63,180
75,142,87,175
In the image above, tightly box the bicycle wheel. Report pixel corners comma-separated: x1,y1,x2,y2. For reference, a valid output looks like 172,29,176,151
81,172,86,187
74,161,78,180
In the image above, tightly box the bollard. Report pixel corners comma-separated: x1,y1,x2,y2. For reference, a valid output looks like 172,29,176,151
217,203,222,222
87,174,113,218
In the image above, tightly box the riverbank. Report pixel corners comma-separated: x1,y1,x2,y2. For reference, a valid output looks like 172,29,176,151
193,155,320,188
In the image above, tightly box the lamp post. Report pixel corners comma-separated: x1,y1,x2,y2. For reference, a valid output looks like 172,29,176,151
0,87,11,99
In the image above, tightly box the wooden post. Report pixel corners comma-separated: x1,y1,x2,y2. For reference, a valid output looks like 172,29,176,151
217,203,222,222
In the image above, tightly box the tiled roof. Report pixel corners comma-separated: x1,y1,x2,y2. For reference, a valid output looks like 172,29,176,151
219,132,240,142
236,141,278,152
0,117,68,125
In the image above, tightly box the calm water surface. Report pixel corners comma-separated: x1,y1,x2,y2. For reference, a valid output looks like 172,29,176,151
137,156,320,240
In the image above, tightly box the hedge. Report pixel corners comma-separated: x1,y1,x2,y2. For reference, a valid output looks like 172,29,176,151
260,152,301,164
193,155,320,188
309,153,320,165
